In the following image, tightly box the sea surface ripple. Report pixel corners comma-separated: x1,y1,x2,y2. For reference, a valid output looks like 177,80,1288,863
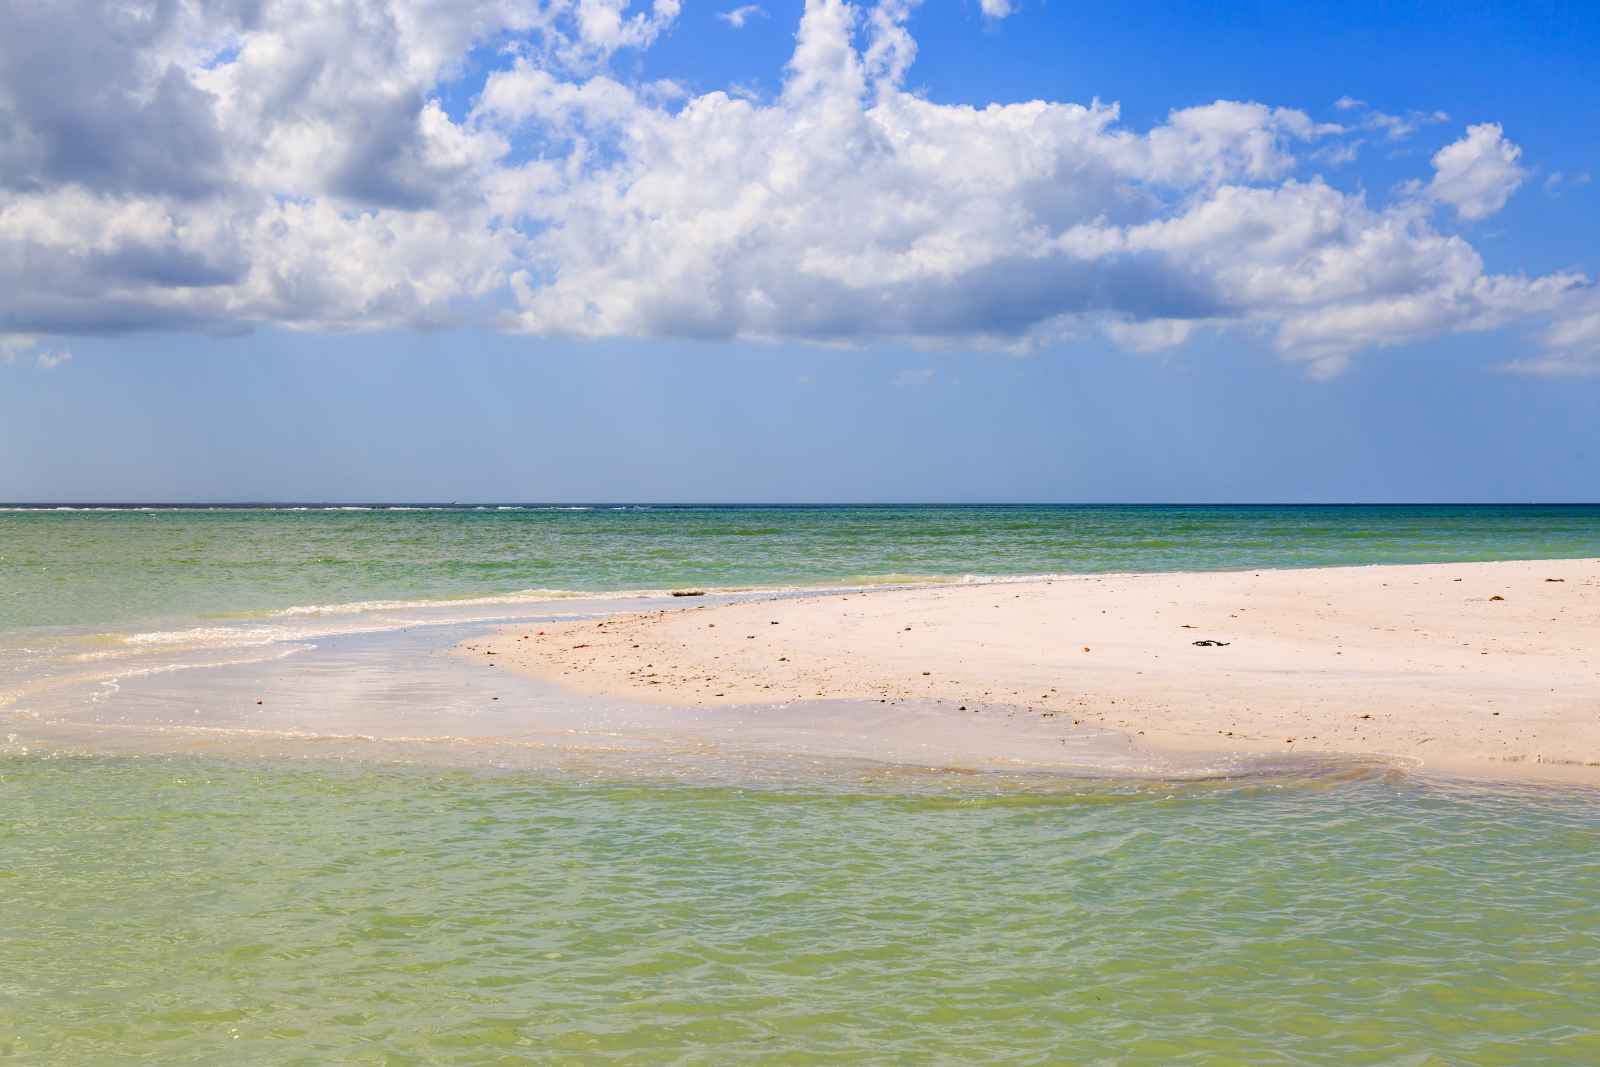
2,756,1596,1064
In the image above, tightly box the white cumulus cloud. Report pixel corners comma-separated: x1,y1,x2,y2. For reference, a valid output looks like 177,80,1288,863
1428,123,1527,220
484,0,1579,374
0,0,1588,380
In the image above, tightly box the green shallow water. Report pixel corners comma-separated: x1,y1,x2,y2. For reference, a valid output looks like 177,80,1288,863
4,504,1599,632
5,505,1598,1063
3,755,1596,1064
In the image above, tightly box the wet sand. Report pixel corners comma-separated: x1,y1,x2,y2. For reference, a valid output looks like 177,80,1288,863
8,621,1302,784
474,558,1600,784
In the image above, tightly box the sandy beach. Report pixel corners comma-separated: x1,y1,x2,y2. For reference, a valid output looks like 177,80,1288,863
474,558,1600,784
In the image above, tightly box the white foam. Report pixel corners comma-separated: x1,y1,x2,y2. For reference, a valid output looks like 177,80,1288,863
101,645,308,681
267,588,646,617
119,625,303,649
116,607,597,652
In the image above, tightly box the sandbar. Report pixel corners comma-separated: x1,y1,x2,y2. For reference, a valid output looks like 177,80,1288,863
472,558,1600,784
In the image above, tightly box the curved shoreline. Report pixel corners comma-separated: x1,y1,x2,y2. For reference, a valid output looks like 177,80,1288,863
471,557,1600,786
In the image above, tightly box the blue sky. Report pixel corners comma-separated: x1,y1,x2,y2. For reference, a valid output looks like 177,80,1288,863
2,0,1598,501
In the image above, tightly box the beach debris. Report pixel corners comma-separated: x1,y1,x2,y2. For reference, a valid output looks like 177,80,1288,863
671,590,706,597
1180,624,1197,629
1192,639,1230,647
1489,595,1505,601
1082,646,1091,652
1545,578,1565,582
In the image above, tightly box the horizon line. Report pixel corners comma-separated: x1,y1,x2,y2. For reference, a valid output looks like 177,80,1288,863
4,501,1599,509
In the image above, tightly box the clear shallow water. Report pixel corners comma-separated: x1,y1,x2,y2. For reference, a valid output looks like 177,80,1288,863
4,503,1599,632
4,505,1598,1063
2,755,1596,1064
7,503,1597,733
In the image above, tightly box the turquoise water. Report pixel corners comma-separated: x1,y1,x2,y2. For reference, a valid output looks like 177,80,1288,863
4,504,1599,632
2,756,1596,1064
4,505,1598,1062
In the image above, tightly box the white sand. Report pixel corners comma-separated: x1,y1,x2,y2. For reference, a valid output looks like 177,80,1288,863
478,558,1600,784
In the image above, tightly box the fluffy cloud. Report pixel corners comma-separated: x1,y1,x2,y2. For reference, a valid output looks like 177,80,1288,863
1428,123,1527,220
490,0,1576,372
718,4,767,28
571,0,682,56
0,0,1589,379
0,0,567,335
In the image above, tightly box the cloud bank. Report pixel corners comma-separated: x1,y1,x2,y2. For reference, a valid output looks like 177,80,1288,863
0,0,1591,376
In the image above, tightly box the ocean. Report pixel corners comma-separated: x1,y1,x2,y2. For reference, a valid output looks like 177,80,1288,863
2,504,1597,1063
7,503,1600,632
